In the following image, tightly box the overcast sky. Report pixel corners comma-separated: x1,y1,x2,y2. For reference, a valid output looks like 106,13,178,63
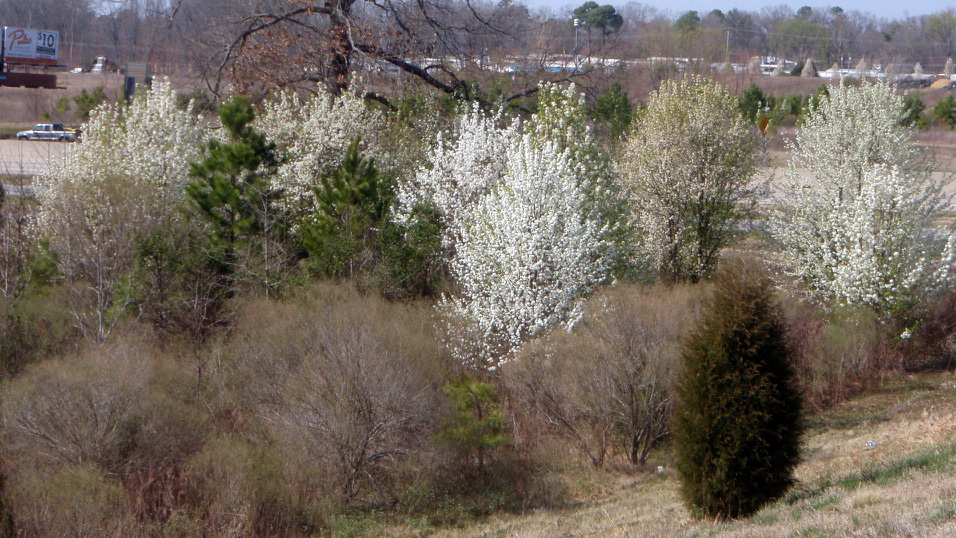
521,0,946,19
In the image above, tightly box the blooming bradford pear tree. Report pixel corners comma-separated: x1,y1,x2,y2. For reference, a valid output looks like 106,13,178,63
526,83,606,185
395,105,515,251
772,81,955,315
528,83,631,275
396,91,618,366
36,81,206,341
619,75,767,283
257,89,384,213
442,135,611,368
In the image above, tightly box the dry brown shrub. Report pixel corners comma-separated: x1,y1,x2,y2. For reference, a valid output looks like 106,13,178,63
0,335,210,531
172,436,321,537
907,290,956,371
507,283,705,468
123,355,208,526
6,465,132,537
1,339,150,471
782,297,893,409
228,284,449,504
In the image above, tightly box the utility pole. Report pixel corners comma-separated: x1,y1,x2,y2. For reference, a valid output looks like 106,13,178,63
574,18,580,54
726,28,731,62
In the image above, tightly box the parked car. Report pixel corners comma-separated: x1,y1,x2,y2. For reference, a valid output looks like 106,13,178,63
16,124,78,142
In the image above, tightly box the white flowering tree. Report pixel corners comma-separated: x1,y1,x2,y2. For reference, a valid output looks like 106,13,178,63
36,81,206,341
257,89,384,213
443,135,611,368
528,83,630,273
397,93,617,366
772,81,955,315
526,83,606,184
619,75,767,283
394,105,515,251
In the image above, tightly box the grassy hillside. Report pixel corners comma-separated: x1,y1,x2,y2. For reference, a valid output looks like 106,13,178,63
410,372,956,537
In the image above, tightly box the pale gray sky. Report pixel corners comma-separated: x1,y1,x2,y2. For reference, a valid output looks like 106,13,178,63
521,0,948,19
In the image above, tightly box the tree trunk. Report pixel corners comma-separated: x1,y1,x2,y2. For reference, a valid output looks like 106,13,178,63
327,0,357,96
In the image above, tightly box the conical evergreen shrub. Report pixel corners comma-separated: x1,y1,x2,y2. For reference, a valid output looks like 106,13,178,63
673,262,802,519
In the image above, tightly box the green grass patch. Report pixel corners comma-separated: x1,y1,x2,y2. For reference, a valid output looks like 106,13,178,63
784,481,833,505
0,124,29,140
837,445,956,491
808,493,840,511
750,505,779,524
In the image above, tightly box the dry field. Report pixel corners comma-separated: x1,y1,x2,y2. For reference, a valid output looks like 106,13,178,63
410,372,956,538
0,73,125,126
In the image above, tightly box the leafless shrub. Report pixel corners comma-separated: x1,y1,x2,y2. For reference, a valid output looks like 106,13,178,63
174,435,318,537
508,284,704,467
783,297,890,409
2,339,149,471
0,176,39,303
44,173,170,342
907,290,956,371
2,336,213,531
6,465,131,538
230,284,447,503
122,355,208,526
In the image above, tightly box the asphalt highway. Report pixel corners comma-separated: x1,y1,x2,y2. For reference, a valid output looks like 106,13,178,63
0,139,69,177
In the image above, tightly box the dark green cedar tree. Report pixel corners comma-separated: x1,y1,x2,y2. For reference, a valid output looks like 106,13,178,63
674,263,802,519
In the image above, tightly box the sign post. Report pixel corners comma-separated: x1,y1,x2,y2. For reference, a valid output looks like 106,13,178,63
3,27,59,65
0,27,60,89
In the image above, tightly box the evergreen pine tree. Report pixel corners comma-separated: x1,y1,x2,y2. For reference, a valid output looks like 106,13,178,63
738,83,766,123
186,96,287,295
436,375,507,472
187,96,282,245
674,263,802,519
301,137,392,278
593,82,633,139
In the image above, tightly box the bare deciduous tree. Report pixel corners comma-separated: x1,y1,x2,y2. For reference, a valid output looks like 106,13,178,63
510,285,699,467
236,290,442,501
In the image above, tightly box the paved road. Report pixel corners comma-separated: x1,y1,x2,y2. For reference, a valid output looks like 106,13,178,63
761,169,956,209
0,138,954,208
0,139,69,176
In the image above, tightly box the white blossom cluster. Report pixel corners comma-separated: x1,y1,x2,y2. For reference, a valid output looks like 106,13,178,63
394,104,516,251
527,83,606,187
35,80,207,341
398,89,618,367
37,80,206,231
619,75,766,282
442,135,611,368
772,81,956,314
257,89,384,212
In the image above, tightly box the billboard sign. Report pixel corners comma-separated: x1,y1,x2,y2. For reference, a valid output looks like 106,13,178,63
3,27,59,65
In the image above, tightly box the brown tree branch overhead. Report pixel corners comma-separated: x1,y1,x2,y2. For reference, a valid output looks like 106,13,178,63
181,0,605,109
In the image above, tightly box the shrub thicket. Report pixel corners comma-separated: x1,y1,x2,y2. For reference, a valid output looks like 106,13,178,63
511,283,702,468
674,264,802,519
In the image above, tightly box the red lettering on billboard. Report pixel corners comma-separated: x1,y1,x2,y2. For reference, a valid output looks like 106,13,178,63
8,29,31,46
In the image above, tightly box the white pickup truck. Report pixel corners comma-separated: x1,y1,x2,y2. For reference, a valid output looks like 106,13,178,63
16,124,78,142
